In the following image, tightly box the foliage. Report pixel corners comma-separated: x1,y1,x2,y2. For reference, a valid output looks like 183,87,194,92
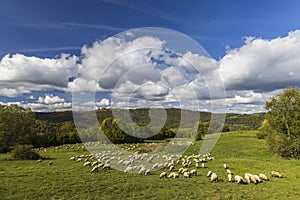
256,119,270,139
0,105,36,152
12,144,42,160
264,87,300,158
194,121,209,141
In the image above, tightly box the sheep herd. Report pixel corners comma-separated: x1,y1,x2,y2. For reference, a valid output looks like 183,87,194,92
68,148,284,185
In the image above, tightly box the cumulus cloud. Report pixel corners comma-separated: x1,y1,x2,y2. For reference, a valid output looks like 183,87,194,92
0,53,79,97
219,30,300,92
37,94,65,104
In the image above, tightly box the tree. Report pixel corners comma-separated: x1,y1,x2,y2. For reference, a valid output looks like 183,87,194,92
0,104,36,152
264,87,300,158
194,121,209,141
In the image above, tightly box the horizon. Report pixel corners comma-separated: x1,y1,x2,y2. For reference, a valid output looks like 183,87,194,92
1,1,300,114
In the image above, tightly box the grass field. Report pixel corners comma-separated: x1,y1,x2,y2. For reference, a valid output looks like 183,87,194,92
1,131,300,200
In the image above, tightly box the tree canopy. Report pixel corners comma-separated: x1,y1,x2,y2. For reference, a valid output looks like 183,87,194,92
264,87,300,158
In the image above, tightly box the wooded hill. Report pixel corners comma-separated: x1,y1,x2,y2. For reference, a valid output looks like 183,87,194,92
35,108,265,131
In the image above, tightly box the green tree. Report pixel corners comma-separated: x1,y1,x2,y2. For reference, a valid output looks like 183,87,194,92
0,104,36,152
194,121,209,141
265,87,300,158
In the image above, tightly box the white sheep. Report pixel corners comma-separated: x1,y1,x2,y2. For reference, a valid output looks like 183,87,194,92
201,163,206,168
253,175,262,183
210,173,218,182
48,161,53,166
102,164,110,170
259,173,269,181
207,171,212,177
69,156,76,161
145,169,151,175
226,169,232,174
271,171,283,178
245,173,257,184
138,167,147,175
124,166,133,173
169,165,174,172
83,161,91,167
223,163,228,169
235,175,246,184
228,173,233,182
190,169,197,175
91,165,99,173
36,159,42,163
183,172,191,178
159,172,167,178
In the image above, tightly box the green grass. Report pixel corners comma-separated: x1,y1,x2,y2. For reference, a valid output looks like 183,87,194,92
1,131,300,199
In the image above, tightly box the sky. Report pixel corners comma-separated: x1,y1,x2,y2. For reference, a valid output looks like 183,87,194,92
1,0,300,113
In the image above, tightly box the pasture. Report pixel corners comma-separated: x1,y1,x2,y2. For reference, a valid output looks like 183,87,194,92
1,131,300,200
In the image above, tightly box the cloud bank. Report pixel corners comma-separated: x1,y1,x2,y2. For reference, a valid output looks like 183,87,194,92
1,29,300,113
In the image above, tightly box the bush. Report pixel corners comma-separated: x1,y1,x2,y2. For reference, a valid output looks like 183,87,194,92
12,145,42,160
256,131,268,139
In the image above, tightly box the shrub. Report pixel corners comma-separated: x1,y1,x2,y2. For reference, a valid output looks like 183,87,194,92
12,144,42,160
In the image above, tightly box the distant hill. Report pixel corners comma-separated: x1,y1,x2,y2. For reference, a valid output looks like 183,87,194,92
35,108,265,131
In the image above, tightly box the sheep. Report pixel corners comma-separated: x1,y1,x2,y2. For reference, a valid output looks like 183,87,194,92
183,172,191,178
228,173,233,182
69,157,76,161
102,164,110,170
201,163,206,168
235,175,247,184
48,161,53,166
91,165,99,173
36,159,42,163
83,161,91,167
245,173,257,184
145,169,151,175
138,167,147,175
159,172,167,178
223,163,228,169
195,162,199,168
169,165,174,172
253,175,262,183
168,172,179,178
91,161,98,167
259,173,269,181
124,166,133,173
271,171,283,178
226,169,232,174
210,173,218,182
190,169,197,175
207,171,212,177
76,158,82,162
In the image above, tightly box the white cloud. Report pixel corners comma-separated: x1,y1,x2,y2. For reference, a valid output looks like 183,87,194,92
37,94,65,104
219,30,300,91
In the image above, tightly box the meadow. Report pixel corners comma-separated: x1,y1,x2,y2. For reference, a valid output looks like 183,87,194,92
1,130,299,200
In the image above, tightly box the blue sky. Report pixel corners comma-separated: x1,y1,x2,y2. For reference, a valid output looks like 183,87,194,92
1,0,300,113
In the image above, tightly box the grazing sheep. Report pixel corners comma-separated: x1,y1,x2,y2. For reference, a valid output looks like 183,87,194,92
201,163,206,168
76,158,82,162
253,175,262,183
83,161,91,167
228,173,233,182
69,157,76,161
190,169,197,175
138,167,147,175
36,159,42,163
102,164,110,170
168,172,179,178
195,162,199,168
91,161,98,167
48,161,53,166
271,171,283,178
210,173,218,182
145,169,151,175
183,172,191,178
226,169,232,174
245,173,257,184
223,163,228,169
235,175,247,184
169,165,174,172
124,166,133,173
159,172,167,178
207,171,212,177
259,173,269,181
91,165,99,173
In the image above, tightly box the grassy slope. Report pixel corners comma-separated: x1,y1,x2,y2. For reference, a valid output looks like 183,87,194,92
1,131,300,200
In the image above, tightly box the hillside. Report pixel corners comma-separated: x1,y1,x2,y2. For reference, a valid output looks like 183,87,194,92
35,108,265,131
